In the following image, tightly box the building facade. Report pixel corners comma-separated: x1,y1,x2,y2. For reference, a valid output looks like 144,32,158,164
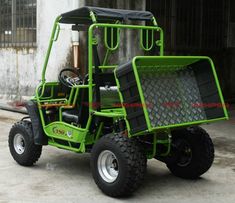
0,0,76,108
0,0,234,110
0,0,145,109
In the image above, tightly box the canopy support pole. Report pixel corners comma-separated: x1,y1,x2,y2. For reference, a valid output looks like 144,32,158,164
90,11,97,23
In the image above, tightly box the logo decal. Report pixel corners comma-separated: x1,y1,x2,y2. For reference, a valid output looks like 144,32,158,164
52,127,73,138
67,131,73,138
52,127,65,135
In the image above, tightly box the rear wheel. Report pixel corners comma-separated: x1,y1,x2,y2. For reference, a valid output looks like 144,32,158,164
166,126,214,179
9,121,42,166
90,133,147,197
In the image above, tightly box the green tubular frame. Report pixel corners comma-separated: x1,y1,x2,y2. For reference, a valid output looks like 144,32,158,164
34,12,228,158
104,27,120,51
88,23,164,115
140,29,155,51
34,14,163,154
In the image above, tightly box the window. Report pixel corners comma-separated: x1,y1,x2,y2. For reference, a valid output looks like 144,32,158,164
0,0,36,48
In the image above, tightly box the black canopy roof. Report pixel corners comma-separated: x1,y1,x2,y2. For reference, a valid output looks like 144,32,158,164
59,6,153,24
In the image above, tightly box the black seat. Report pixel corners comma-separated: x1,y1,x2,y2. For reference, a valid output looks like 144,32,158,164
62,43,116,126
62,83,89,127
62,110,79,123
62,73,116,124
97,72,116,87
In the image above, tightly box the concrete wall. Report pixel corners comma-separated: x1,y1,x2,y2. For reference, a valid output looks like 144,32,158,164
0,0,79,108
0,0,146,109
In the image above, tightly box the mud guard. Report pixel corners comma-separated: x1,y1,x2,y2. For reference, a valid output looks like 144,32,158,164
25,101,48,145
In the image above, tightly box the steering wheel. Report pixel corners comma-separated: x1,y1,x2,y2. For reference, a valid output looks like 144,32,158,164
58,68,83,88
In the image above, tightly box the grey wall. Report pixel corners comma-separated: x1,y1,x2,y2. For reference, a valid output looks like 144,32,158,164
0,0,79,107
0,0,146,109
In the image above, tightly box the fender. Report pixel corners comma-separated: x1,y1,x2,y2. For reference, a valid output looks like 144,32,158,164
25,101,48,145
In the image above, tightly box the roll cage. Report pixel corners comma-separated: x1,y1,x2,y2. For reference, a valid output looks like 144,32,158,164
36,6,164,131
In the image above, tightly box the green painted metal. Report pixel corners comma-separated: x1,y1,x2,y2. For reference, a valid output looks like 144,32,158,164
150,117,227,131
140,29,154,51
146,132,171,159
152,16,158,26
44,122,87,143
31,9,228,159
53,23,61,42
128,56,229,135
104,27,120,51
41,16,61,83
147,133,157,159
95,122,104,142
89,11,97,23
92,111,124,118
88,23,164,116
38,98,67,104
97,65,117,69
134,55,228,121
102,50,110,66
157,132,172,157
48,140,85,153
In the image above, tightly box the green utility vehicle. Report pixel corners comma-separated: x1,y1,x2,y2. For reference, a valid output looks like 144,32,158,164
9,7,228,197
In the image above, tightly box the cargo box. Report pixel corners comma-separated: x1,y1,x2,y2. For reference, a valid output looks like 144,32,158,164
115,56,228,135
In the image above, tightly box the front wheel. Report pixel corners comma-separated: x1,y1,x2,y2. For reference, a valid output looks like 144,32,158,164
9,121,42,166
166,126,214,179
90,133,147,197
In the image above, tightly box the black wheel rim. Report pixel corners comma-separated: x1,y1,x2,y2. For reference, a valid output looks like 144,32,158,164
175,139,192,167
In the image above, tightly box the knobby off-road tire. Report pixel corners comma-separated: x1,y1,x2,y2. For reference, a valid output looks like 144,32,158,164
90,133,147,197
9,121,42,166
167,126,214,179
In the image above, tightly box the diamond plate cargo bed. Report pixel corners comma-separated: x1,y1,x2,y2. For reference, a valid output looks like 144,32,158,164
115,56,228,135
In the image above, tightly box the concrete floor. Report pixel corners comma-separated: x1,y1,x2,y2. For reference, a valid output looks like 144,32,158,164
0,109,235,203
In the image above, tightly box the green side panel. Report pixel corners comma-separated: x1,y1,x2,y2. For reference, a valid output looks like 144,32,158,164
44,122,88,143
